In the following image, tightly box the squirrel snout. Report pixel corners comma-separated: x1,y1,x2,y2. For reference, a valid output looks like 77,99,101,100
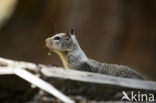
45,38,52,47
45,38,49,43
45,37,52,43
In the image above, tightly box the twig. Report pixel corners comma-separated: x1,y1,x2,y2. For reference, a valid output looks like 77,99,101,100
14,69,75,103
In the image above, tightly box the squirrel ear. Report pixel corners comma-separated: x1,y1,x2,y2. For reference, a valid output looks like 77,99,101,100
67,28,74,36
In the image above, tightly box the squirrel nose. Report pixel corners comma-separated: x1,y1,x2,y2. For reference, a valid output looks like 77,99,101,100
45,38,50,43
45,38,51,46
45,37,54,48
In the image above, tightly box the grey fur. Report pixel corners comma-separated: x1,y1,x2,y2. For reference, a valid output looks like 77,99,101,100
46,31,145,80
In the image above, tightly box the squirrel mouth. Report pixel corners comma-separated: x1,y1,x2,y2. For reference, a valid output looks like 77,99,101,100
46,43,54,51
45,41,55,51
45,39,53,49
45,38,58,52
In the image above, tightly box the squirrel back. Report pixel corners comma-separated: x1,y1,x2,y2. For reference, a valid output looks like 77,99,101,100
46,29,145,80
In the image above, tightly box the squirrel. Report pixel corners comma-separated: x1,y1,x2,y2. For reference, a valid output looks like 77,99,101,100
45,28,145,80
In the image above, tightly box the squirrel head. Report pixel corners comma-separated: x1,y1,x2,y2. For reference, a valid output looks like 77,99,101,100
46,28,78,53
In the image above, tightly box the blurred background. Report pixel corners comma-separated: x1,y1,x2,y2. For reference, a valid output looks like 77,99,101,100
0,0,156,80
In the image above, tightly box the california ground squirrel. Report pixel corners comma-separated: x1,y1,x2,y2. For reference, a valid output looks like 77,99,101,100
45,29,145,80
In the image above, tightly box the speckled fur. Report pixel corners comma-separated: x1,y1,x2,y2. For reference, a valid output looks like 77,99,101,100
46,30,145,80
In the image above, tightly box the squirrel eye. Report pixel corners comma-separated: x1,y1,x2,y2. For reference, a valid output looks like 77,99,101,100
54,36,61,40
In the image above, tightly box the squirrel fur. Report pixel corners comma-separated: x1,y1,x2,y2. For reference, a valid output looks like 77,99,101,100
46,29,145,80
